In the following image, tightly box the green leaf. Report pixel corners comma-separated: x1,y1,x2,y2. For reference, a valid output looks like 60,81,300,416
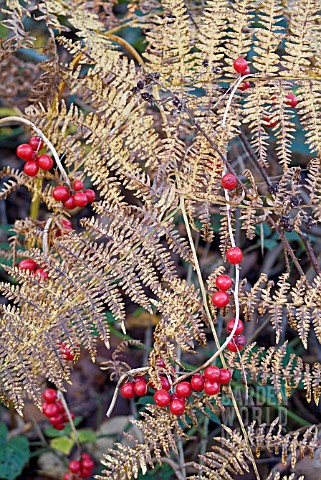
50,436,74,454
0,424,8,445
75,429,97,443
0,435,30,480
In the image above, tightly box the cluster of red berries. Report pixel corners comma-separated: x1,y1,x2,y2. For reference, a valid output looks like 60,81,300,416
233,58,299,114
18,259,48,279
120,359,232,416
64,454,95,480
42,389,74,430
16,136,54,177
52,181,96,210
226,318,246,352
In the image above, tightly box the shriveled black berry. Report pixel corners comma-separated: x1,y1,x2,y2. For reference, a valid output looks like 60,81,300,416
141,92,152,101
131,86,139,93
202,59,209,67
279,216,291,228
289,195,301,207
212,66,222,75
305,216,314,229
137,80,145,89
285,224,294,232
154,72,160,79
173,97,181,107
268,183,279,194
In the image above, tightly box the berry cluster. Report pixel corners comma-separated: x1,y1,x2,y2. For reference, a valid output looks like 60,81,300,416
64,454,94,480
16,136,54,177
42,389,74,430
18,259,48,279
52,181,95,210
120,359,232,416
211,250,242,312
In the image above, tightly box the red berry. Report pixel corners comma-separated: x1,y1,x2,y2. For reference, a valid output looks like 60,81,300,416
226,318,244,335
204,380,220,396
239,81,251,91
81,454,91,460
50,414,65,426
84,189,96,203
54,422,66,430
227,334,246,352
204,366,220,382
219,369,232,384
24,161,39,177
134,375,146,383
171,393,185,403
69,460,81,473
55,219,73,237
73,180,84,191
60,343,74,361
286,93,298,108
73,192,88,208
154,389,171,407
215,275,232,291
120,382,135,399
64,196,76,210
176,382,192,398
63,473,73,480
18,259,38,272
81,457,94,469
264,116,278,128
233,58,248,74
191,374,205,392
241,66,251,76
134,380,148,396
43,403,59,417
170,399,185,415
160,376,171,391
221,173,237,190
55,400,65,414
43,388,57,403
34,268,48,280
38,154,53,170
17,144,37,162
62,219,72,228
235,334,247,348
226,247,243,264
79,470,92,478
53,186,70,202
29,136,44,151
149,375,171,391
212,291,229,308
155,357,165,368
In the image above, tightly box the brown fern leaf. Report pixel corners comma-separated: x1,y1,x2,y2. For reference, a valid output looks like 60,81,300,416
188,426,251,479
0,167,25,200
97,405,184,479
100,340,143,380
248,418,318,467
